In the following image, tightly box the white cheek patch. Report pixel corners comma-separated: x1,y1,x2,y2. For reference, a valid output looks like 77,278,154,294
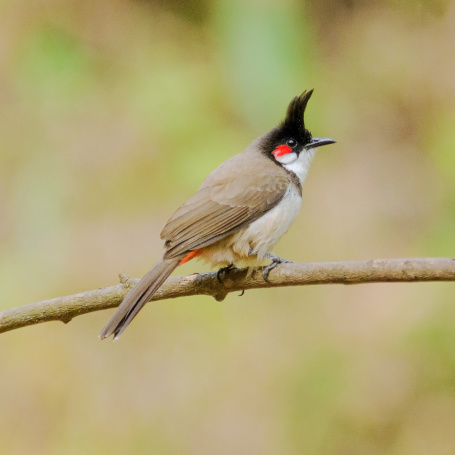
275,151,298,165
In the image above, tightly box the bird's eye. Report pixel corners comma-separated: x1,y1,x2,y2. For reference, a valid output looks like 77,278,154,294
286,138,297,148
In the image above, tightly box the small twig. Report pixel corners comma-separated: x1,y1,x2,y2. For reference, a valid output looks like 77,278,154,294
0,258,454,335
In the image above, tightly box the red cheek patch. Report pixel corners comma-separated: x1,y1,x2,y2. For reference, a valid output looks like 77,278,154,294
272,144,292,158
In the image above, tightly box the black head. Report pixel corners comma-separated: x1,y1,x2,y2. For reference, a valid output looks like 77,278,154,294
261,90,335,162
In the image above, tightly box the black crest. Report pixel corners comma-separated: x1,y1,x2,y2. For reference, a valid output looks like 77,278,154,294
282,89,313,139
261,90,314,154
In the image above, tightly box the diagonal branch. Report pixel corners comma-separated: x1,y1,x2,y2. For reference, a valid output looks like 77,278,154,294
1,258,454,335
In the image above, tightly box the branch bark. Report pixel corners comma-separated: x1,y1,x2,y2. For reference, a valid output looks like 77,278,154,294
1,258,454,335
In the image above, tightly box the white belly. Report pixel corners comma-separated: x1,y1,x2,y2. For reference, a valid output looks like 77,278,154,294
198,185,302,267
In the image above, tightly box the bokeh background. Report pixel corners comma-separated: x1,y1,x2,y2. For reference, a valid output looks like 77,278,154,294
1,0,455,453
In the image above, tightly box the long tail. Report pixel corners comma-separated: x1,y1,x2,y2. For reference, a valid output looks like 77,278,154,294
99,258,180,340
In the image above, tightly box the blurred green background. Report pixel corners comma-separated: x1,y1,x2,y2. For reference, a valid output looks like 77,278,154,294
1,0,455,454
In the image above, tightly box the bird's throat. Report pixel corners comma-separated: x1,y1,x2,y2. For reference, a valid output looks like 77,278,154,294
282,149,316,183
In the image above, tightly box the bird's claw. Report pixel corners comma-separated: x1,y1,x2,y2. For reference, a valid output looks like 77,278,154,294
262,257,291,283
217,264,236,284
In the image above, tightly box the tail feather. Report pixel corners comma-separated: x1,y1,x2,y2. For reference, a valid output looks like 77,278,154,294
99,258,180,340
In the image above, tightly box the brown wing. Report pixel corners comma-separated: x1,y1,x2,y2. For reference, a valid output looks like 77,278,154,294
161,145,290,259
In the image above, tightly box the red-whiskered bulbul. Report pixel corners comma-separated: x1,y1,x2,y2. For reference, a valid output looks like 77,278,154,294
100,90,335,340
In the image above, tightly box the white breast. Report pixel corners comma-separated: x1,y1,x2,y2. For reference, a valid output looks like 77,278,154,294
197,184,302,267
235,184,302,258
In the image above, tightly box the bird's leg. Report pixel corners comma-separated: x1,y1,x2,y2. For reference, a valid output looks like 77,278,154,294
217,263,236,284
262,253,292,283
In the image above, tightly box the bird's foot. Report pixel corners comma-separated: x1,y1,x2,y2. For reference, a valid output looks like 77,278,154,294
217,263,236,284
262,254,292,283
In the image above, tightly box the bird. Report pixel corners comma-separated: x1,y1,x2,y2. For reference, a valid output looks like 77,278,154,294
99,89,335,340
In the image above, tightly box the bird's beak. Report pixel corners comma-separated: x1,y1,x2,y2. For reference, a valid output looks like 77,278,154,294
305,137,336,150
